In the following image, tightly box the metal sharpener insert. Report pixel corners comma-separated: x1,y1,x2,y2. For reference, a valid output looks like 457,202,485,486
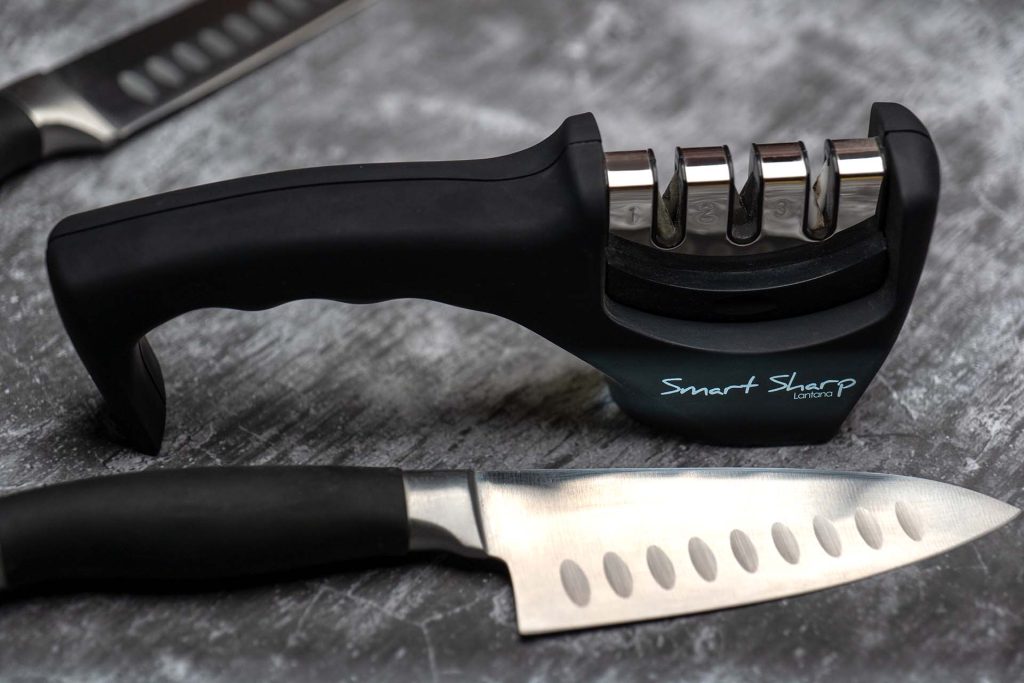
675,146,734,248
810,137,885,239
606,150,658,246
748,142,811,243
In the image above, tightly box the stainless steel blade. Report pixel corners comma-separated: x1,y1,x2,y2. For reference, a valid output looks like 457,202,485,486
3,0,376,157
407,468,1018,635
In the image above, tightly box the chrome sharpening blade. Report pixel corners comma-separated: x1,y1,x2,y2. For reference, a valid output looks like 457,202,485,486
608,134,885,255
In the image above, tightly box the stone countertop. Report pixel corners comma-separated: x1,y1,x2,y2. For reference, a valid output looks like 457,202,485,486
0,0,1022,680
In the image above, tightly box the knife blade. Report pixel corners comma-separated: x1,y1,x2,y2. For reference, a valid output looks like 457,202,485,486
0,0,377,183
0,466,1015,635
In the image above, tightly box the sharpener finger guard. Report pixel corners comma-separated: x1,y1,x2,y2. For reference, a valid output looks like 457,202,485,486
47,102,938,454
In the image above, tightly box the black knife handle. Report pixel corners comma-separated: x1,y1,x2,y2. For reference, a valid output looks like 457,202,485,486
0,92,41,183
47,114,606,453
0,467,409,590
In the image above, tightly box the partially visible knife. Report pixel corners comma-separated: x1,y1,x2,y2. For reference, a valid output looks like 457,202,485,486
0,0,377,183
0,466,1016,635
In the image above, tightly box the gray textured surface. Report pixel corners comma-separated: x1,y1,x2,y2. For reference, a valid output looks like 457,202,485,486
1,0,1023,680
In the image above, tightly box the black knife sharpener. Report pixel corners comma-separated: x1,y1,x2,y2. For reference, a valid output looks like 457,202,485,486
47,102,938,454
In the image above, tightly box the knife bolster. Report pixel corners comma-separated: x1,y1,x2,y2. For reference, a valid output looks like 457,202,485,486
0,91,42,182
404,470,486,557
3,73,118,157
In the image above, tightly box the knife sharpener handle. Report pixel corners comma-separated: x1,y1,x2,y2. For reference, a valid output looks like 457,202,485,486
47,114,606,453
0,467,408,590
0,92,42,183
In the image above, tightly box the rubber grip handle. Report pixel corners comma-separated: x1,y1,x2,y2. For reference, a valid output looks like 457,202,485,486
0,92,41,183
0,466,408,589
47,114,606,453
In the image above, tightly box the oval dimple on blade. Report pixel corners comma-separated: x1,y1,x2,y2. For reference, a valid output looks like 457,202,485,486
171,41,210,73
855,508,884,549
603,552,634,598
559,560,590,607
688,537,718,582
813,515,843,558
274,0,311,15
224,13,262,44
249,0,287,29
646,545,676,590
730,529,759,573
197,27,237,59
895,501,925,541
771,522,801,564
144,56,185,88
117,70,159,104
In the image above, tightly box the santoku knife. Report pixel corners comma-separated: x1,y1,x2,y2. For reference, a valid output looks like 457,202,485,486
0,466,1015,635
0,0,377,183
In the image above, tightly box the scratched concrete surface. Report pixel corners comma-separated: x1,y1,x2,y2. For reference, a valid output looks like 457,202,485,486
0,0,1022,680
